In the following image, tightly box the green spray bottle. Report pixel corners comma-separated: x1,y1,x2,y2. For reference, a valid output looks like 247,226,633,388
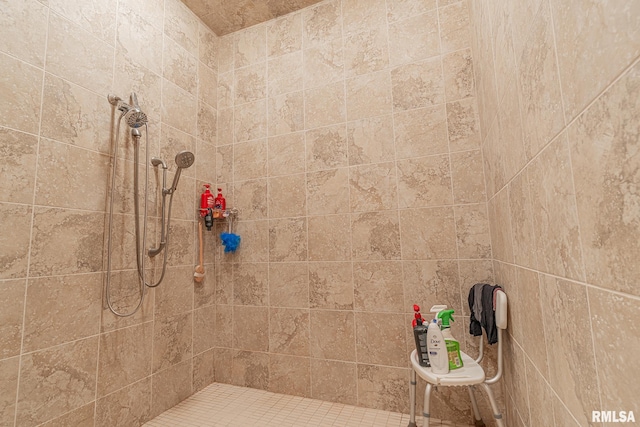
437,309,464,370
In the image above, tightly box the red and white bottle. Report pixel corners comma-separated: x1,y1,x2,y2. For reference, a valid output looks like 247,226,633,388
200,184,214,217
213,188,226,219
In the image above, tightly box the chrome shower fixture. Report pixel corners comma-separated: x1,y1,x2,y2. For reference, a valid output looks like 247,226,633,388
107,92,148,128
169,151,195,193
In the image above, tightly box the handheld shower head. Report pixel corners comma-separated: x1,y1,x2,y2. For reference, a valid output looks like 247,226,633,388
123,93,147,128
168,151,195,192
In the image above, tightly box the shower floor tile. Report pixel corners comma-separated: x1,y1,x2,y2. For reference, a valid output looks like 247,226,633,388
143,382,474,427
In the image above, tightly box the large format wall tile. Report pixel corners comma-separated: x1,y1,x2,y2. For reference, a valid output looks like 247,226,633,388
0,53,43,134
569,61,640,296
310,359,357,405
0,203,32,279
269,354,310,397
0,357,19,426
95,378,151,427
310,310,355,361
0,0,47,67
16,337,98,426
0,280,25,359
0,127,38,204
50,0,117,44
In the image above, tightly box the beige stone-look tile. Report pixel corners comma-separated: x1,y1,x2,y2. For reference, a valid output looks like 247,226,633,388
386,0,437,23
399,207,456,259
0,356,19,426
388,11,439,67
447,98,481,152
30,207,103,277
310,359,357,405
161,124,196,178
528,134,584,281
309,310,355,361
589,287,640,418
394,105,449,159
308,214,351,261
199,24,218,72
41,74,107,155
346,70,393,121
101,270,155,333
267,13,302,58
552,395,581,427
488,188,514,264
391,58,444,111
569,62,640,296
218,35,234,73
217,71,233,109
269,307,310,356
268,173,307,218
211,351,233,388
349,162,397,212
1,278,24,360
268,91,305,136
23,274,101,353
402,260,460,313
397,155,453,208
347,115,394,166
550,0,640,120
508,171,537,269
35,139,109,211
233,179,267,220
539,275,600,426
517,268,548,379
97,321,152,397
351,211,401,260
309,261,353,310
165,0,199,54
235,24,266,68
305,82,346,129
458,260,493,301
235,62,266,104
217,108,235,148
0,203,31,280
163,36,198,96
113,49,162,124
302,0,342,48
233,220,269,263
17,337,98,426
443,48,475,102
234,100,267,142
525,360,555,427
215,304,232,348
306,124,348,171
355,312,407,367
269,354,310,397
455,204,491,259
306,168,350,216
518,1,564,158
268,132,305,177
233,262,268,306
216,144,233,182
166,219,195,267
439,1,472,54
0,0,47,67
342,0,386,36
150,360,192,418
233,306,269,351
46,13,113,94
193,348,215,392
268,51,303,97
502,333,530,423
357,364,409,413
199,71,218,122
162,79,197,136
353,261,404,312
194,307,216,354
39,403,95,427
0,128,37,204
269,262,309,308
269,217,307,261
231,350,269,390
198,101,218,144
95,378,151,427
234,138,267,181
153,312,193,372
304,38,344,89
343,27,390,77
450,150,486,204
0,53,43,135
116,3,163,75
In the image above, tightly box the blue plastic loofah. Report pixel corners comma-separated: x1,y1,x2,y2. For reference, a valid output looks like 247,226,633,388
220,232,241,253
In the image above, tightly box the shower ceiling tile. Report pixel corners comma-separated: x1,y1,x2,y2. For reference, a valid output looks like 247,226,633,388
184,0,325,36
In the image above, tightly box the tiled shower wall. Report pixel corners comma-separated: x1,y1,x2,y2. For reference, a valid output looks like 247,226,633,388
211,0,496,423
0,0,218,425
469,0,640,426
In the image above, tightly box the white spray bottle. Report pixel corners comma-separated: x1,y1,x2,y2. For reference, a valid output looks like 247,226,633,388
426,318,449,374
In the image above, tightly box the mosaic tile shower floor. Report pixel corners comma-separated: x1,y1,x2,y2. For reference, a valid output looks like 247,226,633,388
144,382,474,427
